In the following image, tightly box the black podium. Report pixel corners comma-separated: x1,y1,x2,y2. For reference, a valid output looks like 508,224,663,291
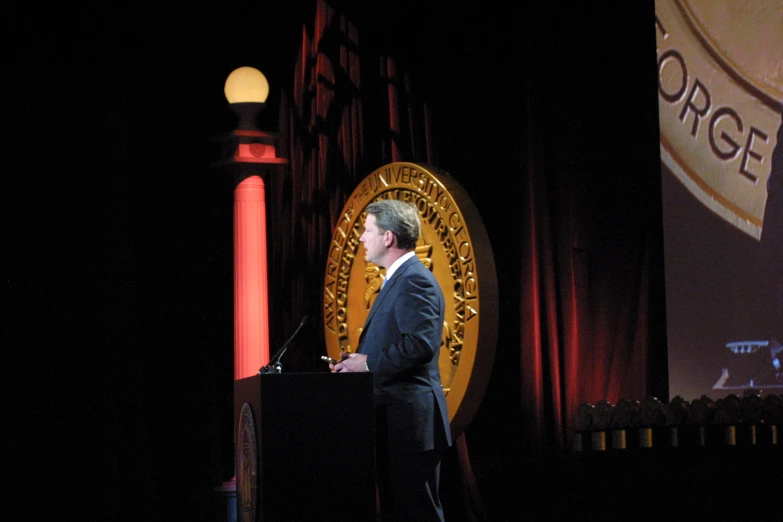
234,372,376,522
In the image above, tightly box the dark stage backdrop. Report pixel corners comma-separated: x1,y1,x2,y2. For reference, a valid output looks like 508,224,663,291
655,1,783,400
8,2,662,520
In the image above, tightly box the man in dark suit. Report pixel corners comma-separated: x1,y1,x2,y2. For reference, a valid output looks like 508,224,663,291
759,115,783,381
332,199,452,521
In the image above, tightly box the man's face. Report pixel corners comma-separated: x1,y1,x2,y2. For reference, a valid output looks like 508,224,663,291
360,214,386,267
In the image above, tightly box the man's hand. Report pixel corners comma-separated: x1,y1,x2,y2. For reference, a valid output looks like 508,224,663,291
332,352,369,373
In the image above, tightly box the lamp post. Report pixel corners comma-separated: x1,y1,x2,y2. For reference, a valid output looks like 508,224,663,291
212,66,287,520
213,66,288,381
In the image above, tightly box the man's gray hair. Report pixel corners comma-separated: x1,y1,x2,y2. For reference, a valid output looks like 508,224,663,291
365,199,421,250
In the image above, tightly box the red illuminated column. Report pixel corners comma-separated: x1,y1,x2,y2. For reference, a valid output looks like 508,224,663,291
213,128,287,380
229,136,287,379
234,174,271,379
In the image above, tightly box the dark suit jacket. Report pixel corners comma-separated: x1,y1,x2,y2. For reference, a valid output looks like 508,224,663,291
761,119,782,338
358,255,452,456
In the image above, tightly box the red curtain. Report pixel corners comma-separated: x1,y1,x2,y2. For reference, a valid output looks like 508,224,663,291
520,118,652,450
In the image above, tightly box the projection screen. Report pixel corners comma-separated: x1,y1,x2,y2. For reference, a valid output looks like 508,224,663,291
655,0,783,400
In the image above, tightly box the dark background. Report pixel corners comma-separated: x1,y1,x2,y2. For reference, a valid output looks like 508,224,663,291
6,2,663,520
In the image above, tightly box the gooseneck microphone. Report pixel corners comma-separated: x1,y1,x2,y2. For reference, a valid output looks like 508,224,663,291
259,315,310,374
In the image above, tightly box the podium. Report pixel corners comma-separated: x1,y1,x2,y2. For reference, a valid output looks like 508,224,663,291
234,372,376,522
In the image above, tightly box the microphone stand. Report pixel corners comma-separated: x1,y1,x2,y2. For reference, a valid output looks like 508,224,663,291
259,316,309,374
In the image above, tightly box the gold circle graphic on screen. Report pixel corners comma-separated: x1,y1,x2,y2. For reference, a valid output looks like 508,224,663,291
655,0,783,240
323,162,498,437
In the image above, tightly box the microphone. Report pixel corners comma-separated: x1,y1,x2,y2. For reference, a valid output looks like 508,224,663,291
259,316,310,374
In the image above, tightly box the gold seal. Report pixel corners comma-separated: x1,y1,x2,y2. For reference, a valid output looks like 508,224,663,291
655,0,783,239
323,162,498,436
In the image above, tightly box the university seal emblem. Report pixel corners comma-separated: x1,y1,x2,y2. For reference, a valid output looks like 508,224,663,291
323,162,498,435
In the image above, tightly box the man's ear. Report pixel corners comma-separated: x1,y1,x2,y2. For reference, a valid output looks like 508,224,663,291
384,230,394,247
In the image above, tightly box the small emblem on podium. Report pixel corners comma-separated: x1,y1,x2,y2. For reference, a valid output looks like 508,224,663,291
237,403,258,522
